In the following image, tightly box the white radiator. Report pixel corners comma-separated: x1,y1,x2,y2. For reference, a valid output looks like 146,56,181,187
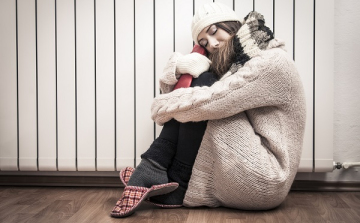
0,0,334,172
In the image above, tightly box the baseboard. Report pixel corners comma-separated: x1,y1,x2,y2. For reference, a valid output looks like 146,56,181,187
0,175,359,191
0,175,124,187
291,180,360,191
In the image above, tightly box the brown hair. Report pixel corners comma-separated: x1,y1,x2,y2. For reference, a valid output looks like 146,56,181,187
208,21,241,77
215,21,242,36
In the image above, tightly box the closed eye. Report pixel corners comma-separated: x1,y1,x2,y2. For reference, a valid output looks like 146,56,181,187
198,25,218,48
210,25,217,35
199,39,208,48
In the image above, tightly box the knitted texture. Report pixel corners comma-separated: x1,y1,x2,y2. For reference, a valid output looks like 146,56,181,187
159,53,182,94
159,52,211,94
141,138,177,169
191,2,240,44
167,158,194,189
150,158,193,205
149,185,186,206
151,12,306,210
127,159,168,188
176,53,211,78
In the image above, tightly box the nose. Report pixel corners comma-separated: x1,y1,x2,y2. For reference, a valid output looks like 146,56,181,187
208,38,219,50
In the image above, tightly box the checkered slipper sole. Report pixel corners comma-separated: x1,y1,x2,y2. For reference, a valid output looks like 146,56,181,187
119,167,183,209
110,182,178,218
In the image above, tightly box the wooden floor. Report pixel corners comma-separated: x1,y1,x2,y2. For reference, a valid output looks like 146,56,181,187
0,187,360,223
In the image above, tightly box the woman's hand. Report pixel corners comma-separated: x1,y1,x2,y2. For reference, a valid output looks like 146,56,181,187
176,53,211,78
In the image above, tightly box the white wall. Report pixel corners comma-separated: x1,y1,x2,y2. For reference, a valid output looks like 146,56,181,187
296,0,360,181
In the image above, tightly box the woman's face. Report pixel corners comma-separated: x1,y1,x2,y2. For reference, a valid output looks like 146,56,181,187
197,24,232,54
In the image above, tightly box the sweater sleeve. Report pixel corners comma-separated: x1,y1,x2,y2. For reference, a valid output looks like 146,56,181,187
151,49,295,125
159,52,182,94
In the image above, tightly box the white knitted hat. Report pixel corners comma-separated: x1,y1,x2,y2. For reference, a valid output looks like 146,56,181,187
191,2,240,44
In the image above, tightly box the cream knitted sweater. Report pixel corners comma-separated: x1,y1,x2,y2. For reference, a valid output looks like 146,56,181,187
151,12,306,210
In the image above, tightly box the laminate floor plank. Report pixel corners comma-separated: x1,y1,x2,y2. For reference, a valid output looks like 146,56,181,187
0,204,30,223
18,188,68,215
149,205,189,222
64,188,120,223
185,208,210,223
1,187,360,223
0,187,39,209
337,192,360,219
309,192,354,223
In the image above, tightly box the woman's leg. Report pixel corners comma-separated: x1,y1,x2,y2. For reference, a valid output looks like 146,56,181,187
127,119,180,187
127,72,217,191
170,71,218,183
151,71,218,204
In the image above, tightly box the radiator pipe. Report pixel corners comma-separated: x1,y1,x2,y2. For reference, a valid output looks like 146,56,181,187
333,161,360,170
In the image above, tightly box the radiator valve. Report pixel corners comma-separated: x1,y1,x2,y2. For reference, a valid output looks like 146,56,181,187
333,161,360,170
333,162,343,170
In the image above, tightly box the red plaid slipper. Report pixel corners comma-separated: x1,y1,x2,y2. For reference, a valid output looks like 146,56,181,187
119,167,134,186
119,167,183,209
111,182,178,218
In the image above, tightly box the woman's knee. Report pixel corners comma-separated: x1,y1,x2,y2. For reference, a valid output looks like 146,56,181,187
191,71,218,87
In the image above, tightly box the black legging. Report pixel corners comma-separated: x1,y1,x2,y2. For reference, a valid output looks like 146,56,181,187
157,71,218,166
141,71,218,204
141,71,218,193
